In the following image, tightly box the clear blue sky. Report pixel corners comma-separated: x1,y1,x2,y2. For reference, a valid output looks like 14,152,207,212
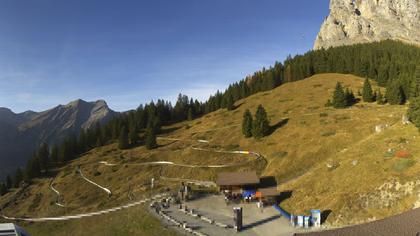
0,0,329,113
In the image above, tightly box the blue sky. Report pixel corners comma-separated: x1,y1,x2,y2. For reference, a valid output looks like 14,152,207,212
0,0,329,113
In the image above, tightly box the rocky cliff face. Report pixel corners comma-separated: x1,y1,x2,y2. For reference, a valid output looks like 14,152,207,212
0,99,118,178
314,0,420,50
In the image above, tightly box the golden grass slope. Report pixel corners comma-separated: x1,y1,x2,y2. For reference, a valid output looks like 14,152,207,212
1,73,419,234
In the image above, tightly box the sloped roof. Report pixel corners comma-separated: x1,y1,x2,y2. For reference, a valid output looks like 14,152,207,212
257,187,279,197
216,171,260,186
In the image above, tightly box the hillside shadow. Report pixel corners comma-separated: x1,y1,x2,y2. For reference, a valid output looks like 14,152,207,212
277,190,293,204
231,102,243,111
268,118,289,136
321,209,332,224
159,126,182,135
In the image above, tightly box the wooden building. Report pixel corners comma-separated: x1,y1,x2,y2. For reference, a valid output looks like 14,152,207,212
216,171,260,194
256,187,279,203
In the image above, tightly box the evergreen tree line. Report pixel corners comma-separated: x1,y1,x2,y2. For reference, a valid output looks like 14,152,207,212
328,75,415,109
204,40,419,115
242,105,270,139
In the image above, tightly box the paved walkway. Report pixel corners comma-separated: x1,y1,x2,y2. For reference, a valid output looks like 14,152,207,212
158,195,315,236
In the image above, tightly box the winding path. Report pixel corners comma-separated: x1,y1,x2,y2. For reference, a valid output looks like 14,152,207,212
49,181,65,207
2,134,265,223
98,137,263,169
77,167,112,197
1,193,167,222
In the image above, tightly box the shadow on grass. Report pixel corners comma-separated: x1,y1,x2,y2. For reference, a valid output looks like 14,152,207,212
277,190,293,204
321,209,332,224
159,126,182,135
267,118,289,136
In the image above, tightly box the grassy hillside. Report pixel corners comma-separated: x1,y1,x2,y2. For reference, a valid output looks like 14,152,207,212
1,73,418,234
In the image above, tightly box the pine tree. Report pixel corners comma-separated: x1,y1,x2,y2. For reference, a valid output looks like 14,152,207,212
332,82,347,108
59,141,71,163
38,143,49,174
5,175,12,189
410,79,420,99
118,126,129,149
187,107,193,121
376,90,385,104
13,167,23,188
362,78,375,102
145,126,157,150
242,109,253,138
118,127,129,150
0,182,6,195
226,95,234,111
386,82,406,105
252,105,270,139
345,88,356,106
25,154,41,180
129,125,139,145
50,145,59,163
408,96,420,129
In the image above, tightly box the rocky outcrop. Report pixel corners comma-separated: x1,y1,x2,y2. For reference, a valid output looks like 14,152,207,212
0,99,118,178
314,0,420,50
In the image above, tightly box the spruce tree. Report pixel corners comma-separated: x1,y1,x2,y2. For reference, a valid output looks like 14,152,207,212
5,175,12,189
187,107,193,121
226,95,234,111
252,105,270,139
129,125,139,145
38,143,49,174
376,90,385,104
362,78,374,102
386,82,406,105
410,79,420,99
25,154,41,180
50,145,59,163
332,82,347,108
242,109,253,138
145,126,157,150
59,141,71,163
344,88,356,106
118,127,129,150
408,96,420,129
0,182,6,195
13,167,23,188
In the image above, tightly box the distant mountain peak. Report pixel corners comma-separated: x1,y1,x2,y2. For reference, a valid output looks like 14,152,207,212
0,98,119,178
0,107,14,114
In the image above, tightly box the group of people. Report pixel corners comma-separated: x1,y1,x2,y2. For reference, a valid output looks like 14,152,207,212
223,190,265,212
223,191,243,205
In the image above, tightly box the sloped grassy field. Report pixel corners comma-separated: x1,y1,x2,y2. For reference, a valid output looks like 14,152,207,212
1,73,418,234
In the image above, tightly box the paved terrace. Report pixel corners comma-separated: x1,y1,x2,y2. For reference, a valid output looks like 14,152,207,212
155,194,322,236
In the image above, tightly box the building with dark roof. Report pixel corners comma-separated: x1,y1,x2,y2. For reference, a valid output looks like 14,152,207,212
216,171,260,193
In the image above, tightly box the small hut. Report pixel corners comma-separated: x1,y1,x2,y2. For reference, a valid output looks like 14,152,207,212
256,187,279,203
216,171,260,195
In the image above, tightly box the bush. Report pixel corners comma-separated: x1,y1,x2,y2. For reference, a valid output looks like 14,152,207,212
321,131,336,137
392,159,415,172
